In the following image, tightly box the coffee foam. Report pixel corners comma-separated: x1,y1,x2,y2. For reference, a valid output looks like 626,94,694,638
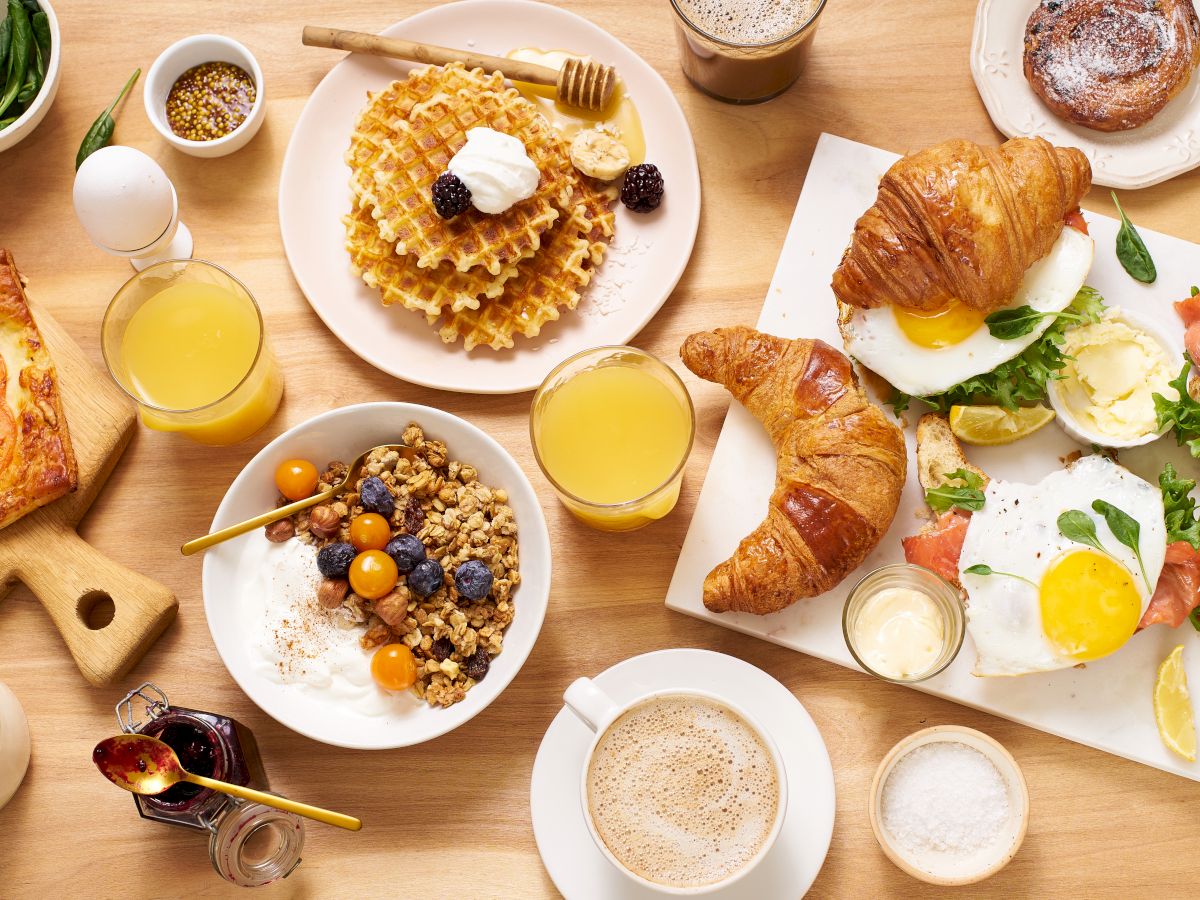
675,0,821,44
586,695,779,888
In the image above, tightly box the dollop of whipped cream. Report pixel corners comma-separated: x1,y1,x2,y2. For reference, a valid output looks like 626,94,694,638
447,127,540,214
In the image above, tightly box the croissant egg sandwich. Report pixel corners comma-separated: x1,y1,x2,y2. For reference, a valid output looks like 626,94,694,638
833,137,1094,399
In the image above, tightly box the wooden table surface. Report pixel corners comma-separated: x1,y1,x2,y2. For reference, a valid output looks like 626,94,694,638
2,0,1198,896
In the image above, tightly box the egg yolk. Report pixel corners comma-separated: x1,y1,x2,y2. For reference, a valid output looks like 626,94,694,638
893,300,986,349
1039,549,1142,661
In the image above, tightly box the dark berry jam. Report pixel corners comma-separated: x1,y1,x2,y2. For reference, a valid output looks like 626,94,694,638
150,721,218,804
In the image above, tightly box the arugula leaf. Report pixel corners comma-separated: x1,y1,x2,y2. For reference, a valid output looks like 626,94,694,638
1153,357,1200,458
926,468,986,513
1110,192,1157,284
1092,500,1152,593
963,563,1037,588
984,305,1090,340
904,287,1106,413
1160,463,1200,550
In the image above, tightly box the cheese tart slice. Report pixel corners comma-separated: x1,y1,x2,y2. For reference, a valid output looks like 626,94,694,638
0,250,77,529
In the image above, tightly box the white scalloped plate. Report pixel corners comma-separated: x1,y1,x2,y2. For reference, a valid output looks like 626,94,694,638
971,0,1200,189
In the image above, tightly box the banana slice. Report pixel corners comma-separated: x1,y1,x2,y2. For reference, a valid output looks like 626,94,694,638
570,129,631,181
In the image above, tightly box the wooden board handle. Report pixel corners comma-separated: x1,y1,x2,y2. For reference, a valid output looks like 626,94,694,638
301,25,559,86
14,521,177,686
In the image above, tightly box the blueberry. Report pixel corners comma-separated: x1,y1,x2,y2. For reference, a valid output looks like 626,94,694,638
454,560,493,601
316,542,356,579
407,558,444,597
385,534,426,574
358,476,395,518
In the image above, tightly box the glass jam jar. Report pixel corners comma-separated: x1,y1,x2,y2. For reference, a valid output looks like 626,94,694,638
116,683,304,887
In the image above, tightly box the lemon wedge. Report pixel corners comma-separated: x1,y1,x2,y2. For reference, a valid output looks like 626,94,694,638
1154,645,1196,763
948,404,1056,446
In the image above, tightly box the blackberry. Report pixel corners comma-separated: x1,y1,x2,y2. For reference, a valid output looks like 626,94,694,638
407,558,444,597
620,163,664,213
432,172,472,219
454,560,493,601
316,542,356,579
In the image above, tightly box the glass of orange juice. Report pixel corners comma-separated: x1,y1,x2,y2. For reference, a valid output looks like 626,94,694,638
530,346,695,532
102,259,283,446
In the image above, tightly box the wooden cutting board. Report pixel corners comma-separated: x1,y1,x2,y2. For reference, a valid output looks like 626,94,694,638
0,292,177,685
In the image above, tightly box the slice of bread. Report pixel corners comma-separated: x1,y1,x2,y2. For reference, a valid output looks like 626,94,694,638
916,413,989,494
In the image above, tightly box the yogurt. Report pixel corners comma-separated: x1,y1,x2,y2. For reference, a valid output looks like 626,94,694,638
246,541,414,718
447,128,540,214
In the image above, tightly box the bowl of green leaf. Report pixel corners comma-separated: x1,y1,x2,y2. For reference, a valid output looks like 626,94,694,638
0,0,59,153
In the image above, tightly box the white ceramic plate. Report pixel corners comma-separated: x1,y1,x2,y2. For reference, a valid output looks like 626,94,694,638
278,0,700,393
530,649,835,899
667,133,1200,783
201,402,551,749
971,0,1200,189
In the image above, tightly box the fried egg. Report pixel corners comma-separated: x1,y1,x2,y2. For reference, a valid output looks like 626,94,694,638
957,455,1165,677
841,225,1094,397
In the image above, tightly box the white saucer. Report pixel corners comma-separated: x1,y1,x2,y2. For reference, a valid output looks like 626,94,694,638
530,649,835,899
279,0,701,393
971,0,1200,189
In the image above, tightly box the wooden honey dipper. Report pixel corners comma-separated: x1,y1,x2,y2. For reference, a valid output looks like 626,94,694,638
302,26,616,112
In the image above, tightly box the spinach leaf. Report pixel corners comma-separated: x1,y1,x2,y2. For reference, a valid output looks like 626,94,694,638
0,0,32,119
963,563,1037,588
1092,499,1152,593
1057,509,1109,555
926,468,986,513
0,16,12,78
1110,191,1157,284
1190,607,1200,633
75,68,140,170
1160,463,1200,550
985,305,1090,340
30,10,47,59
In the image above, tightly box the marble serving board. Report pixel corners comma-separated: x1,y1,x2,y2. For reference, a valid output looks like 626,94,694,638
666,132,1200,782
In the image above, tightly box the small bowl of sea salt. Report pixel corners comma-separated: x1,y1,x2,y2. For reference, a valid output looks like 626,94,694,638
869,725,1029,886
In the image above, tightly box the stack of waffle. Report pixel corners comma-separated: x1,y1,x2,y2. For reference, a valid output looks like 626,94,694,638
344,62,618,351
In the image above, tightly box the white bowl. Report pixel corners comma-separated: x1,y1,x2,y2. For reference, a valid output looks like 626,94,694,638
201,402,551,749
0,0,62,154
869,725,1029,886
1047,306,1185,449
144,33,265,157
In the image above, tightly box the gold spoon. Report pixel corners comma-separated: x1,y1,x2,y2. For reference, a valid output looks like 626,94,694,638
93,734,362,831
181,443,416,556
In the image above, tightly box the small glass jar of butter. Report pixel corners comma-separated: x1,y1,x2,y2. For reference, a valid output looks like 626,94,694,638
843,564,965,683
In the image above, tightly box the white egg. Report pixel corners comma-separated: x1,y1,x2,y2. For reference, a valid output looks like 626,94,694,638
958,455,1166,677
842,225,1094,397
73,146,176,253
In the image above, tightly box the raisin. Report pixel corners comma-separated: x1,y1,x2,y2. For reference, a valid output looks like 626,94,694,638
430,637,454,662
464,648,490,681
403,495,425,535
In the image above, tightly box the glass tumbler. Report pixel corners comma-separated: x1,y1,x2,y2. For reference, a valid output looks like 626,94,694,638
669,0,828,104
102,259,283,446
530,346,695,533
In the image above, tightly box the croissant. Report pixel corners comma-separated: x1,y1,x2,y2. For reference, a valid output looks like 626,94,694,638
831,136,1091,315
680,327,907,615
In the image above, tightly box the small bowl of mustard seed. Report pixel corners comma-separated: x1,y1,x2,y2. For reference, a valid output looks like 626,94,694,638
144,34,265,158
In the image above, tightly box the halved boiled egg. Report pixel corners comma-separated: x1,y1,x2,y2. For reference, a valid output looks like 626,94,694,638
841,225,1094,397
957,455,1166,677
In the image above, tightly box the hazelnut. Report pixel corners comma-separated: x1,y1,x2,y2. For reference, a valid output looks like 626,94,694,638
317,578,349,609
372,590,408,629
309,505,341,539
264,519,295,543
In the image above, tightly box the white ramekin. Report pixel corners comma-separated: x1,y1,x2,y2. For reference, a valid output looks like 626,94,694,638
143,34,265,158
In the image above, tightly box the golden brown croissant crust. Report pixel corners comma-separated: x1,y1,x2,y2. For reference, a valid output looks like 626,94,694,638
681,327,906,615
830,137,1090,315
1024,0,1200,133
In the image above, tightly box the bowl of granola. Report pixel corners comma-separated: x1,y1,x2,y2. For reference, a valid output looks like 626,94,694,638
201,402,550,749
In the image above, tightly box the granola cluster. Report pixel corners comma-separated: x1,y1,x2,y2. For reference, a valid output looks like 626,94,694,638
281,423,520,707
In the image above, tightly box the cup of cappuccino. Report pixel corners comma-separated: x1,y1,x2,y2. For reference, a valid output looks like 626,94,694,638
668,0,828,104
564,678,788,894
